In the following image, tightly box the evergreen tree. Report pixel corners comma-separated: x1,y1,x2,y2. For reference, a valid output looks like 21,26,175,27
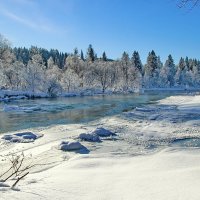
102,51,107,61
145,50,158,76
86,44,95,62
131,51,143,74
160,55,176,87
185,56,189,71
80,50,84,61
179,57,185,70
144,50,159,87
121,52,130,91
74,48,78,56
175,57,186,86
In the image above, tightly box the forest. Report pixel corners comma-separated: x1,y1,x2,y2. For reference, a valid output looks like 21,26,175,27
0,33,200,97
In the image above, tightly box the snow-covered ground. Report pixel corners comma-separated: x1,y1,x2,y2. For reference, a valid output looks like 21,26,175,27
1,94,200,199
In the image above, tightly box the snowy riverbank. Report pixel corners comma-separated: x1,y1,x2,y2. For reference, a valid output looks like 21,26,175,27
1,94,200,199
1,87,200,102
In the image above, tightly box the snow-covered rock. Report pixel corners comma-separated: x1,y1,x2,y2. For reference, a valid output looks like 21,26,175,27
148,114,160,120
78,133,102,142
3,105,41,113
91,128,116,137
59,140,85,151
135,107,154,112
2,132,43,143
8,95,27,100
3,105,20,111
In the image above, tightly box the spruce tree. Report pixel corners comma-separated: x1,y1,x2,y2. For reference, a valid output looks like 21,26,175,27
86,44,95,62
74,48,78,56
175,57,186,86
161,55,176,87
131,51,143,74
185,56,189,71
121,52,130,91
145,50,158,76
102,51,107,61
80,50,84,61
144,50,159,87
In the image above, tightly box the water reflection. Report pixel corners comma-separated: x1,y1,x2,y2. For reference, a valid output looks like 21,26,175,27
0,93,172,133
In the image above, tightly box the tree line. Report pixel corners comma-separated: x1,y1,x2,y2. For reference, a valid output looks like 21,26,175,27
0,34,200,97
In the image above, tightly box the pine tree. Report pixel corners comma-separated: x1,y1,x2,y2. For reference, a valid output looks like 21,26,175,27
74,48,78,56
80,50,84,61
185,56,189,71
102,51,107,61
86,44,95,62
179,57,185,70
144,50,159,87
121,52,130,91
145,50,158,76
175,57,186,86
131,51,143,74
160,55,176,87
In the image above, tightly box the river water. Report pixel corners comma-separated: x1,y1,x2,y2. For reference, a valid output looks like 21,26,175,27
0,93,174,133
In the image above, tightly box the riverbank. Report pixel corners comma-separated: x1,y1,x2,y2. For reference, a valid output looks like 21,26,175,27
1,87,200,102
1,94,200,199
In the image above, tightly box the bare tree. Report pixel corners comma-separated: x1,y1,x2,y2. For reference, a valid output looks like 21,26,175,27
177,0,200,8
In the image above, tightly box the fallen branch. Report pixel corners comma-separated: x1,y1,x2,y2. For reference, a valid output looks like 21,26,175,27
12,172,29,188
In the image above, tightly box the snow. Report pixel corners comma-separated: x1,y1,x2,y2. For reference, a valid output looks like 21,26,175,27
0,182,10,188
1,132,43,143
0,90,49,102
78,133,102,142
3,105,40,112
1,94,200,199
58,140,85,151
91,127,116,137
135,107,155,112
1,149,200,200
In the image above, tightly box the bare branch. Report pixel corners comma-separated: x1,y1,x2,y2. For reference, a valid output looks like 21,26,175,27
11,172,29,189
178,0,200,8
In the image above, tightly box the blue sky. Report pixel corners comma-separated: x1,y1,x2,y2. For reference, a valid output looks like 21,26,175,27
0,0,200,63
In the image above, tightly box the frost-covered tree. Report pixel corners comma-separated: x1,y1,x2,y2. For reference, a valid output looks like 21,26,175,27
0,34,18,89
159,55,176,87
128,65,142,92
65,54,85,82
3,61,25,90
144,50,159,88
43,59,62,96
90,61,116,93
24,54,45,93
0,34,11,54
191,60,200,86
131,51,143,75
74,48,78,56
61,68,80,92
175,57,186,87
120,52,130,91
47,56,55,69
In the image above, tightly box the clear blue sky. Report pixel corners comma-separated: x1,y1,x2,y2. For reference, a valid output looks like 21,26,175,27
0,0,200,63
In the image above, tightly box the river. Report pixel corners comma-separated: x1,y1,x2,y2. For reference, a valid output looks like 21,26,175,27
0,93,176,133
